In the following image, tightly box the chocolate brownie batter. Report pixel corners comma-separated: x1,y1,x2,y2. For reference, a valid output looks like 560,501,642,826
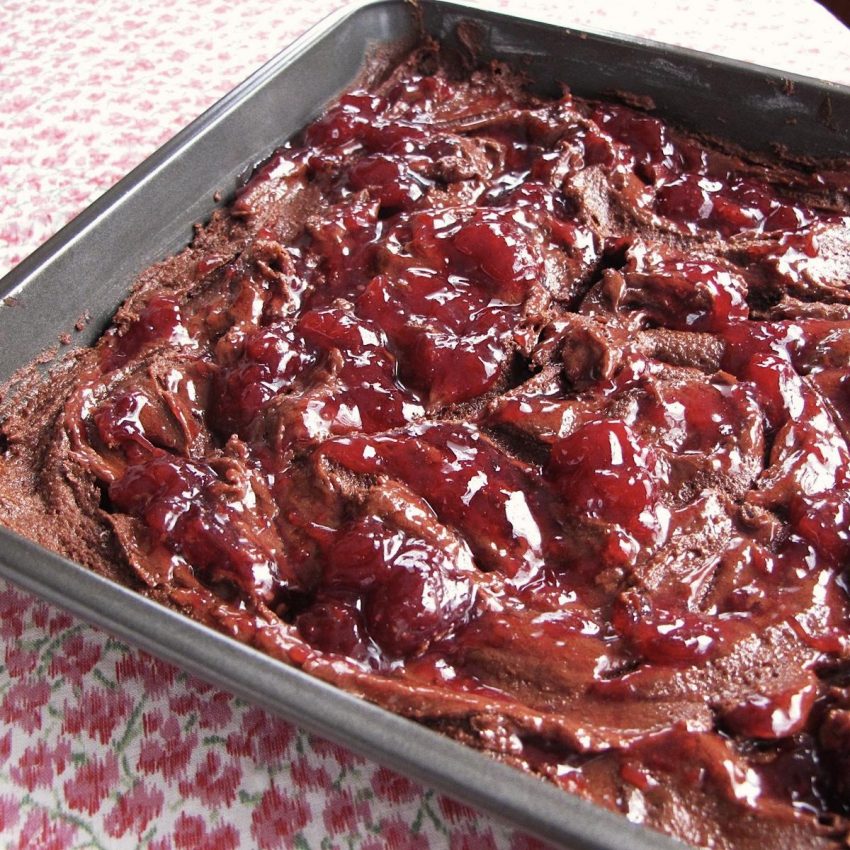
2,44,850,849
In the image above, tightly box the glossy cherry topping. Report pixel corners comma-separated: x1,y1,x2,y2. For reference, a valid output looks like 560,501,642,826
549,419,661,536
101,295,190,371
8,47,850,850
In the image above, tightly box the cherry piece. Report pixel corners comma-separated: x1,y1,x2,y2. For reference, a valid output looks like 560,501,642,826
622,257,749,332
213,325,311,436
348,154,426,212
612,593,723,664
319,425,559,582
296,599,367,657
721,683,816,739
363,554,472,657
304,92,388,148
318,515,475,658
103,295,186,371
109,455,281,602
451,217,540,303
655,175,714,223
548,420,661,542
592,105,674,169
789,492,850,567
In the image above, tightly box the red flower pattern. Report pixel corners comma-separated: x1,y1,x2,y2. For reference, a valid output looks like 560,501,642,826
224,706,293,767
104,781,165,839
361,816,431,850
310,734,363,768
250,785,311,849
47,612,74,637
0,731,12,766
62,752,120,815
196,691,233,730
289,755,332,792
0,795,20,832
172,813,239,850
136,715,197,781
372,766,421,805
62,685,133,745
0,679,50,734
31,604,50,630
48,632,102,686
0,588,27,642
13,809,77,850
451,830,499,850
10,741,71,793
439,796,477,823
116,650,178,698
177,751,242,808
323,789,372,836
4,645,38,678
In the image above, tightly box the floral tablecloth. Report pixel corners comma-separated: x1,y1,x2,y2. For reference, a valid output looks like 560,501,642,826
0,1,848,848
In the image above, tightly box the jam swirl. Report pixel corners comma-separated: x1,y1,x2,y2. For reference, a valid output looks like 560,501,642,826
5,45,850,850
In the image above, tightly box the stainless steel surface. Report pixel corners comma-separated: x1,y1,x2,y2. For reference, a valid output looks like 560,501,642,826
0,2,847,847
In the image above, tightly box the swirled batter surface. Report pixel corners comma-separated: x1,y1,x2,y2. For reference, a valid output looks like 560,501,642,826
3,45,850,849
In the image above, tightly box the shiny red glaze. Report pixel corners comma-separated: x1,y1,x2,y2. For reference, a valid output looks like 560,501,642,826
295,599,366,657
549,420,660,541
612,594,722,664
357,267,512,406
581,126,616,167
94,390,154,455
306,195,380,291
303,92,387,148
296,305,386,355
102,295,185,371
789,492,850,566
363,557,472,657
592,104,678,170
592,102,807,240
655,175,714,222
212,325,311,436
321,516,399,591
655,173,807,237
347,154,426,211
110,455,280,601
738,352,802,429
109,455,208,532
624,258,749,331
722,683,817,739
721,320,794,363
451,218,541,302
296,305,417,436
320,424,562,582
316,515,475,657
384,73,450,111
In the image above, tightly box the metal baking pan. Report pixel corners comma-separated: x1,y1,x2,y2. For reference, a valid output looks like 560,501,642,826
0,2,847,848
